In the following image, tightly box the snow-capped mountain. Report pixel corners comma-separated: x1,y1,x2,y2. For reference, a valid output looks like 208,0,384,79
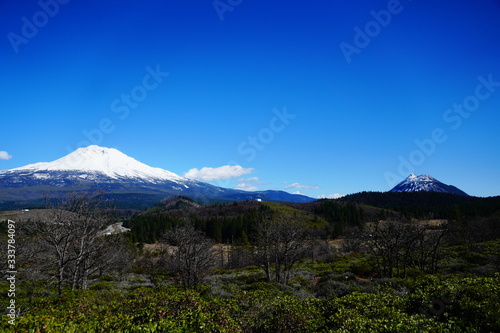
389,173,468,196
0,146,314,209
10,145,185,183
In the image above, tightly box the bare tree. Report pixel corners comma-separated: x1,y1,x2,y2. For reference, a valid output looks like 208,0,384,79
253,212,309,284
406,225,447,274
253,216,273,282
133,245,170,286
227,236,253,269
30,193,124,294
14,227,52,303
361,220,448,278
165,224,215,290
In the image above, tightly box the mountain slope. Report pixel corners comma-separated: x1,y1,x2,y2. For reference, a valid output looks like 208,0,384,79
0,146,314,209
127,198,330,243
389,173,468,196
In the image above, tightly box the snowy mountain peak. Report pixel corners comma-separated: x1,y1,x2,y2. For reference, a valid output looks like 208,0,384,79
405,174,434,182
390,174,468,196
10,145,185,182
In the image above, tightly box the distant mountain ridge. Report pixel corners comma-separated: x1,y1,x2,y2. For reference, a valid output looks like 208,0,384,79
389,173,468,196
0,146,315,209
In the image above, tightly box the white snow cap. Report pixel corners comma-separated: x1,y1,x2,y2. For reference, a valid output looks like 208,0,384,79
405,174,434,182
11,145,184,181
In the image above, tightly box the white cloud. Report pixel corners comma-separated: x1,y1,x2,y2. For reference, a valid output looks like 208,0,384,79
184,165,253,181
0,151,12,160
239,177,271,185
317,194,345,199
235,176,265,191
292,191,303,195
243,177,260,182
234,183,259,191
285,182,320,190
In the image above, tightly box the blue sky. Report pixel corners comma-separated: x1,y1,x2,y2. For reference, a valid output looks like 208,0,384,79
1,0,500,198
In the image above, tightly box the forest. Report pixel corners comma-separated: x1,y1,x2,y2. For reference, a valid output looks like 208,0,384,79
0,193,499,332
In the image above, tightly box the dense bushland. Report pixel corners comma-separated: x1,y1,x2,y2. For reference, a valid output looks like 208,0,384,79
0,273,498,332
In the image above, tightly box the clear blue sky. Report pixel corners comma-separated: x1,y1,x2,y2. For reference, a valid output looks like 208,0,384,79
1,0,499,197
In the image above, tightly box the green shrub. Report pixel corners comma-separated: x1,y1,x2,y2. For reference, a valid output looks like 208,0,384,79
405,274,500,332
349,255,377,277
321,292,454,332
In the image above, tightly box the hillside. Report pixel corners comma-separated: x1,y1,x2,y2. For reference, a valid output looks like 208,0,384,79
339,191,500,219
125,198,331,244
124,192,500,245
